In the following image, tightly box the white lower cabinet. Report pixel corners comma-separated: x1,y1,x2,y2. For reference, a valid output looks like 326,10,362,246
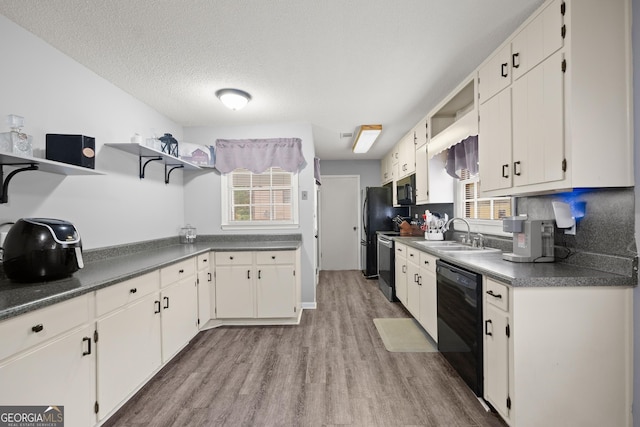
160,277,198,361
417,252,437,341
214,250,299,319
215,252,254,318
96,292,161,420
0,248,301,427
160,263,199,362
483,277,633,427
256,264,296,318
0,321,96,427
483,279,511,422
394,243,408,305
196,252,213,326
395,245,438,342
405,247,421,318
96,262,198,421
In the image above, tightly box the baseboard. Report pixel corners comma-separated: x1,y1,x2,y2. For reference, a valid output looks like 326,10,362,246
302,302,317,309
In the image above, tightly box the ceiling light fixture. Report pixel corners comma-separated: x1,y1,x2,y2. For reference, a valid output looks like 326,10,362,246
352,124,382,153
215,88,252,111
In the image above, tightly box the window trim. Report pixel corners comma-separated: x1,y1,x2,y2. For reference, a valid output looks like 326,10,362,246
455,174,511,237
220,168,300,230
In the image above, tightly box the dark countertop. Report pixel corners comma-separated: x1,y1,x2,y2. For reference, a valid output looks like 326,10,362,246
0,239,301,322
394,237,637,288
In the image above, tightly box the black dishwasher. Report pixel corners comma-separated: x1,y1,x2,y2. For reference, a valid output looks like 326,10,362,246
436,259,483,397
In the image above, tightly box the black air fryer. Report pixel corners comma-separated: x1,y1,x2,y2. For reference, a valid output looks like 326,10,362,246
3,218,84,282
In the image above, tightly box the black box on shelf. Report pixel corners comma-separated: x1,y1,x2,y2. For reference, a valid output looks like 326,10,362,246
46,134,95,169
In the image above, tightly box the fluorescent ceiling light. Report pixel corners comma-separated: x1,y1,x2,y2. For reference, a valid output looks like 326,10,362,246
352,124,382,153
215,88,252,110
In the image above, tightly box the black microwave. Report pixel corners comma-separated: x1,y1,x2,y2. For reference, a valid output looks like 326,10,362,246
397,183,414,205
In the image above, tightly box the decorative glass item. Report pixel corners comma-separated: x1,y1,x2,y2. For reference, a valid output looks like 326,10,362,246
0,114,33,156
179,224,197,244
159,133,179,157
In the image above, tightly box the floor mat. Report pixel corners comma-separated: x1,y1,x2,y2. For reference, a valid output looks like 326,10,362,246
373,318,438,352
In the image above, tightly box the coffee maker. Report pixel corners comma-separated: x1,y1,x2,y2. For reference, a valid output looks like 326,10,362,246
502,216,555,263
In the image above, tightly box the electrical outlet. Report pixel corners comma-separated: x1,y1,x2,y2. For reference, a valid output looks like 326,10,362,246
301,190,308,200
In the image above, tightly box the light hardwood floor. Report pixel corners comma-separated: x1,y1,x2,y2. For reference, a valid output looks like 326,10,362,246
104,270,506,427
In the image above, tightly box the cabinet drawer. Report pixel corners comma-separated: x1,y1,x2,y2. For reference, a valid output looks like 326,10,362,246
395,243,407,258
197,252,210,270
485,278,509,312
406,247,420,264
0,294,91,361
419,252,438,274
215,251,253,266
255,250,295,265
96,271,160,317
160,258,195,288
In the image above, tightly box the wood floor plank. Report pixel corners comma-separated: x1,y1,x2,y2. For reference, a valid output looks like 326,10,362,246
104,270,506,427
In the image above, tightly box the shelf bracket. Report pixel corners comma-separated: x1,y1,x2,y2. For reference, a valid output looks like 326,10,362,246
139,156,163,179
165,163,184,184
0,163,39,204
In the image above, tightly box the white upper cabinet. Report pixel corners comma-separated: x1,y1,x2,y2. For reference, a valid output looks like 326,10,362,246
397,132,416,179
511,0,564,80
478,0,633,196
478,44,512,105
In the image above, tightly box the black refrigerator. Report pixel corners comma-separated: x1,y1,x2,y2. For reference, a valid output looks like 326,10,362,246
361,187,407,278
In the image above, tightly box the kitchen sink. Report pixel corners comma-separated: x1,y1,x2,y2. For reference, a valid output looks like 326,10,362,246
414,240,501,254
414,240,462,247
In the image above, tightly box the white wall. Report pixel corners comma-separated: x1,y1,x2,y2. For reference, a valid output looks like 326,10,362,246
183,123,317,306
319,159,382,194
0,16,186,249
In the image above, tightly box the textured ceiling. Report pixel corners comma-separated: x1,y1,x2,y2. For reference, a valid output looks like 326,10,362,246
0,0,543,160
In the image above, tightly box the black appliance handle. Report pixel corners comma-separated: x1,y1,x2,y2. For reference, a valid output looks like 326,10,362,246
362,189,369,237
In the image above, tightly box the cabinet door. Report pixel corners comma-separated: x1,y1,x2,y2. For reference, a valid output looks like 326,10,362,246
197,267,212,327
512,51,564,188
479,87,513,193
399,133,416,178
0,325,96,427
479,44,512,104
161,277,198,362
256,264,296,318
406,261,421,318
394,247,407,305
415,143,429,204
512,0,564,80
96,294,162,419
215,265,255,318
418,268,437,341
484,303,510,420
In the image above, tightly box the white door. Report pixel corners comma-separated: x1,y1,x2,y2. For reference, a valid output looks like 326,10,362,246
319,175,360,270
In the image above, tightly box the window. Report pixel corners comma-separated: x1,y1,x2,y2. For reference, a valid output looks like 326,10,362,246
457,169,511,233
221,167,298,229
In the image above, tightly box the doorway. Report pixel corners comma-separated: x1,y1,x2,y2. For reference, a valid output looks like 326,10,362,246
319,175,360,270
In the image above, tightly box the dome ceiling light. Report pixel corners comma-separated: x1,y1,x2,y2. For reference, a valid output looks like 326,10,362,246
215,88,252,111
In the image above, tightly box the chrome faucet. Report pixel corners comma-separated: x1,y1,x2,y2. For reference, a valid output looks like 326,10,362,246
445,217,471,244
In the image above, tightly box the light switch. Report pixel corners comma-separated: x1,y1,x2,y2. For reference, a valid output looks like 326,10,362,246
301,190,308,200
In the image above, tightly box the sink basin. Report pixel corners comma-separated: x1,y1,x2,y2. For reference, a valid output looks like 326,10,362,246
414,240,501,254
414,241,462,247
435,246,501,254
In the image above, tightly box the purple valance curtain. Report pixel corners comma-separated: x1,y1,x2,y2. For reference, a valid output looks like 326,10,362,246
214,138,305,174
445,135,479,179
